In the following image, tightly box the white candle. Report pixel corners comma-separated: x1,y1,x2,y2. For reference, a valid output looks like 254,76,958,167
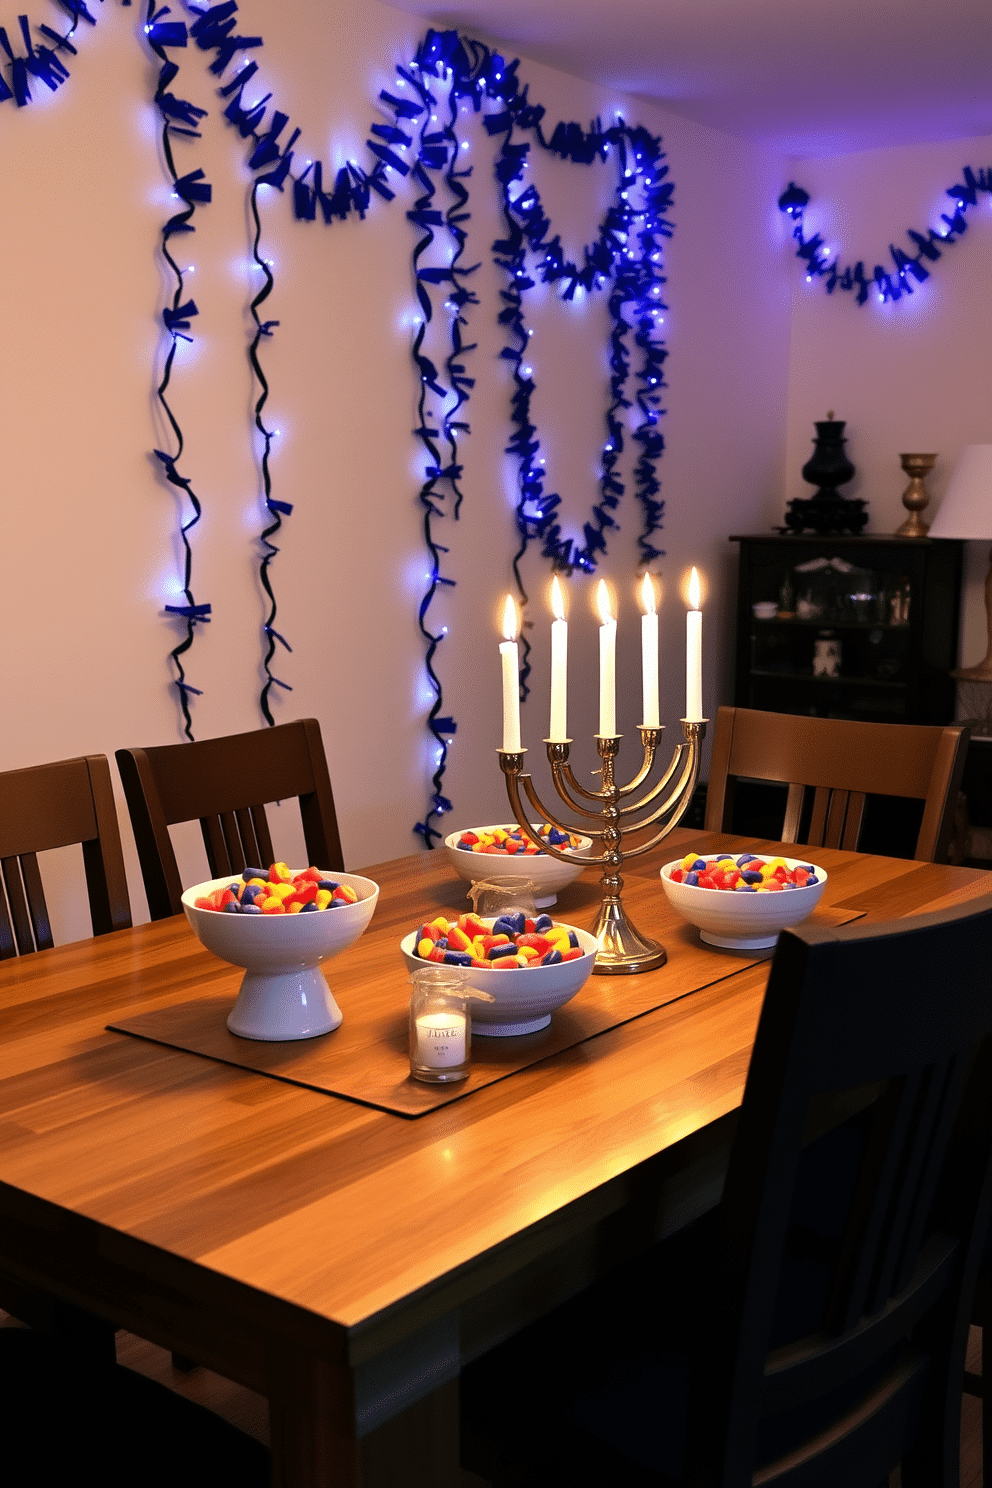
686,566,703,721
549,576,568,741
596,580,616,737
416,1010,467,1068
500,595,521,752
640,573,659,727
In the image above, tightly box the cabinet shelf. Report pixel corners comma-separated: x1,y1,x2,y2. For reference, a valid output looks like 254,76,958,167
748,669,907,690
732,535,963,725
752,618,910,633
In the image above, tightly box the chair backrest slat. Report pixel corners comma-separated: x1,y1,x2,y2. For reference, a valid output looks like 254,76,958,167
117,719,344,920
0,755,128,956
703,707,969,861
1,857,36,955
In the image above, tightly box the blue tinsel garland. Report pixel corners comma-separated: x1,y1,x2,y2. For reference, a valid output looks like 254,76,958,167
145,2,213,740
3,3,675,845
779,167,991,304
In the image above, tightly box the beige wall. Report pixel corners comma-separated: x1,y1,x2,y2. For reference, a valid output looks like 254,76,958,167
0,0,794,936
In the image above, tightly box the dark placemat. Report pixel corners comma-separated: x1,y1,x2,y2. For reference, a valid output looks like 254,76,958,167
109,903,862,1118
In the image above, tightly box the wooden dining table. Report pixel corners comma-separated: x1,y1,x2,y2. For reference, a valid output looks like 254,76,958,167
1,830,989,1487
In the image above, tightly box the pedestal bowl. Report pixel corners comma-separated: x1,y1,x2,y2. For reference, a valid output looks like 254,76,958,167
182,871,379,1041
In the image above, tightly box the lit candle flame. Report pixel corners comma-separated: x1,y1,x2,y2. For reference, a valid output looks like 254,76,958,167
501,594,518,641
596,579,614,626
688,566,701,610
551,575,566,622
640,572,657,616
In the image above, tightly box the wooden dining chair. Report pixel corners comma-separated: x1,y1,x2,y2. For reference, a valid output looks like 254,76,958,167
0,753,131,1347
703,706,969,862
461,896,992,1487
963,1252,991,1483
116,717,345,920
0,753,131,958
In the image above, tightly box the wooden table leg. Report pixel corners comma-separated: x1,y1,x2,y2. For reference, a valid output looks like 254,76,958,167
267,1343,361,1488
360,1378,461,1488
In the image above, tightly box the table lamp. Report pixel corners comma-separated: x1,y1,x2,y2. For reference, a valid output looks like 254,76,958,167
927,444,992,681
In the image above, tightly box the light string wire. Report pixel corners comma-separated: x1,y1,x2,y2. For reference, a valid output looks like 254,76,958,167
247,178,293,725
144,2,213,739
4,4,674,841
779,167,992,304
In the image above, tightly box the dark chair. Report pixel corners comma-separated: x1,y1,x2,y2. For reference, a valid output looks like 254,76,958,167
704,706,969,862
116,717,344,920
963,1253,990,1484
0,753,131,958
461,897,992,1487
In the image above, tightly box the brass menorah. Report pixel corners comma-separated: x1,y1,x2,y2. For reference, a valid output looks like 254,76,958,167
498,719,706,973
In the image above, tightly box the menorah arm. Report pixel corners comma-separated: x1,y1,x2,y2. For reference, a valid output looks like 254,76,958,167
618,740,686,817
551,759,612,819
614,726,664,798
499,752,604,868
556,758,610,807
618,736,704,860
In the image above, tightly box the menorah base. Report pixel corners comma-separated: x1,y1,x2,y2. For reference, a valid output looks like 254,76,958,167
590,897,667,974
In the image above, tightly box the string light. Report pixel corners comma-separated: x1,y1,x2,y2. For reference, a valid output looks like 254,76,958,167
779,169,990,305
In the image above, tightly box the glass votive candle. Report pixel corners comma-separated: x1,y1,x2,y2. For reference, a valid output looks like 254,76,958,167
409,966,470,1084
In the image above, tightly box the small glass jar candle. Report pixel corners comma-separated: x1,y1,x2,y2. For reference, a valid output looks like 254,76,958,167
409,966,471,1084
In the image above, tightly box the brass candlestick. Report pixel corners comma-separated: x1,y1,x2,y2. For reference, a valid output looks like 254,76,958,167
895,452,937,538
498,720,706,974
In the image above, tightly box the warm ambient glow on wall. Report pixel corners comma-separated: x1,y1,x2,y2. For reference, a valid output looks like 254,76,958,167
3,2,675,846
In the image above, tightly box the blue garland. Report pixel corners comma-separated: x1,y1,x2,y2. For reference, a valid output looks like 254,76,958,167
144,2,213,739
779,166,991,305
4,3,676,843
247,178,293,725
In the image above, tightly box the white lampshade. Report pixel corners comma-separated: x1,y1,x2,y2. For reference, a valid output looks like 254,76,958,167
928,445,992,540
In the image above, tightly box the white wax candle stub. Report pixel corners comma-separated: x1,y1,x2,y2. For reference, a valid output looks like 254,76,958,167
596,580,616,737
500,595,521,753
500,642,521,752
549,576,568,741
641,611,659,728
417,1011,466,1067
686,566,703,722
686,609,703,722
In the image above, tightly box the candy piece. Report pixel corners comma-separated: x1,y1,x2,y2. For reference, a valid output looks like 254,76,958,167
488,941,520,960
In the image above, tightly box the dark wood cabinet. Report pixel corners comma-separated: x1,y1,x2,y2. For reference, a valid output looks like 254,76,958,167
730,535,964,725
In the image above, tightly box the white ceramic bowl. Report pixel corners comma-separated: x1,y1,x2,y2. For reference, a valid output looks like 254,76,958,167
659,853,827,951
182,871,379,1042
400,917,598,1036
444,824,593,907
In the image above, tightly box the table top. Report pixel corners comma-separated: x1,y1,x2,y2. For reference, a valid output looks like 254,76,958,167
1,830,988,1391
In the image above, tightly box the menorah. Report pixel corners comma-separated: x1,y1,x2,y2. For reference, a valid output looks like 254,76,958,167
498,718,707,974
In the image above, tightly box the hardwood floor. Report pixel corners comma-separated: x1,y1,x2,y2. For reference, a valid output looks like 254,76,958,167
1,1312,982,1484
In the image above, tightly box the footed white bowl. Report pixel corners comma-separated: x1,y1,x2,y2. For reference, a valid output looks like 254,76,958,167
182,871,379,1041
401,918,597,1036
659,853,827,951
444,824,593,908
